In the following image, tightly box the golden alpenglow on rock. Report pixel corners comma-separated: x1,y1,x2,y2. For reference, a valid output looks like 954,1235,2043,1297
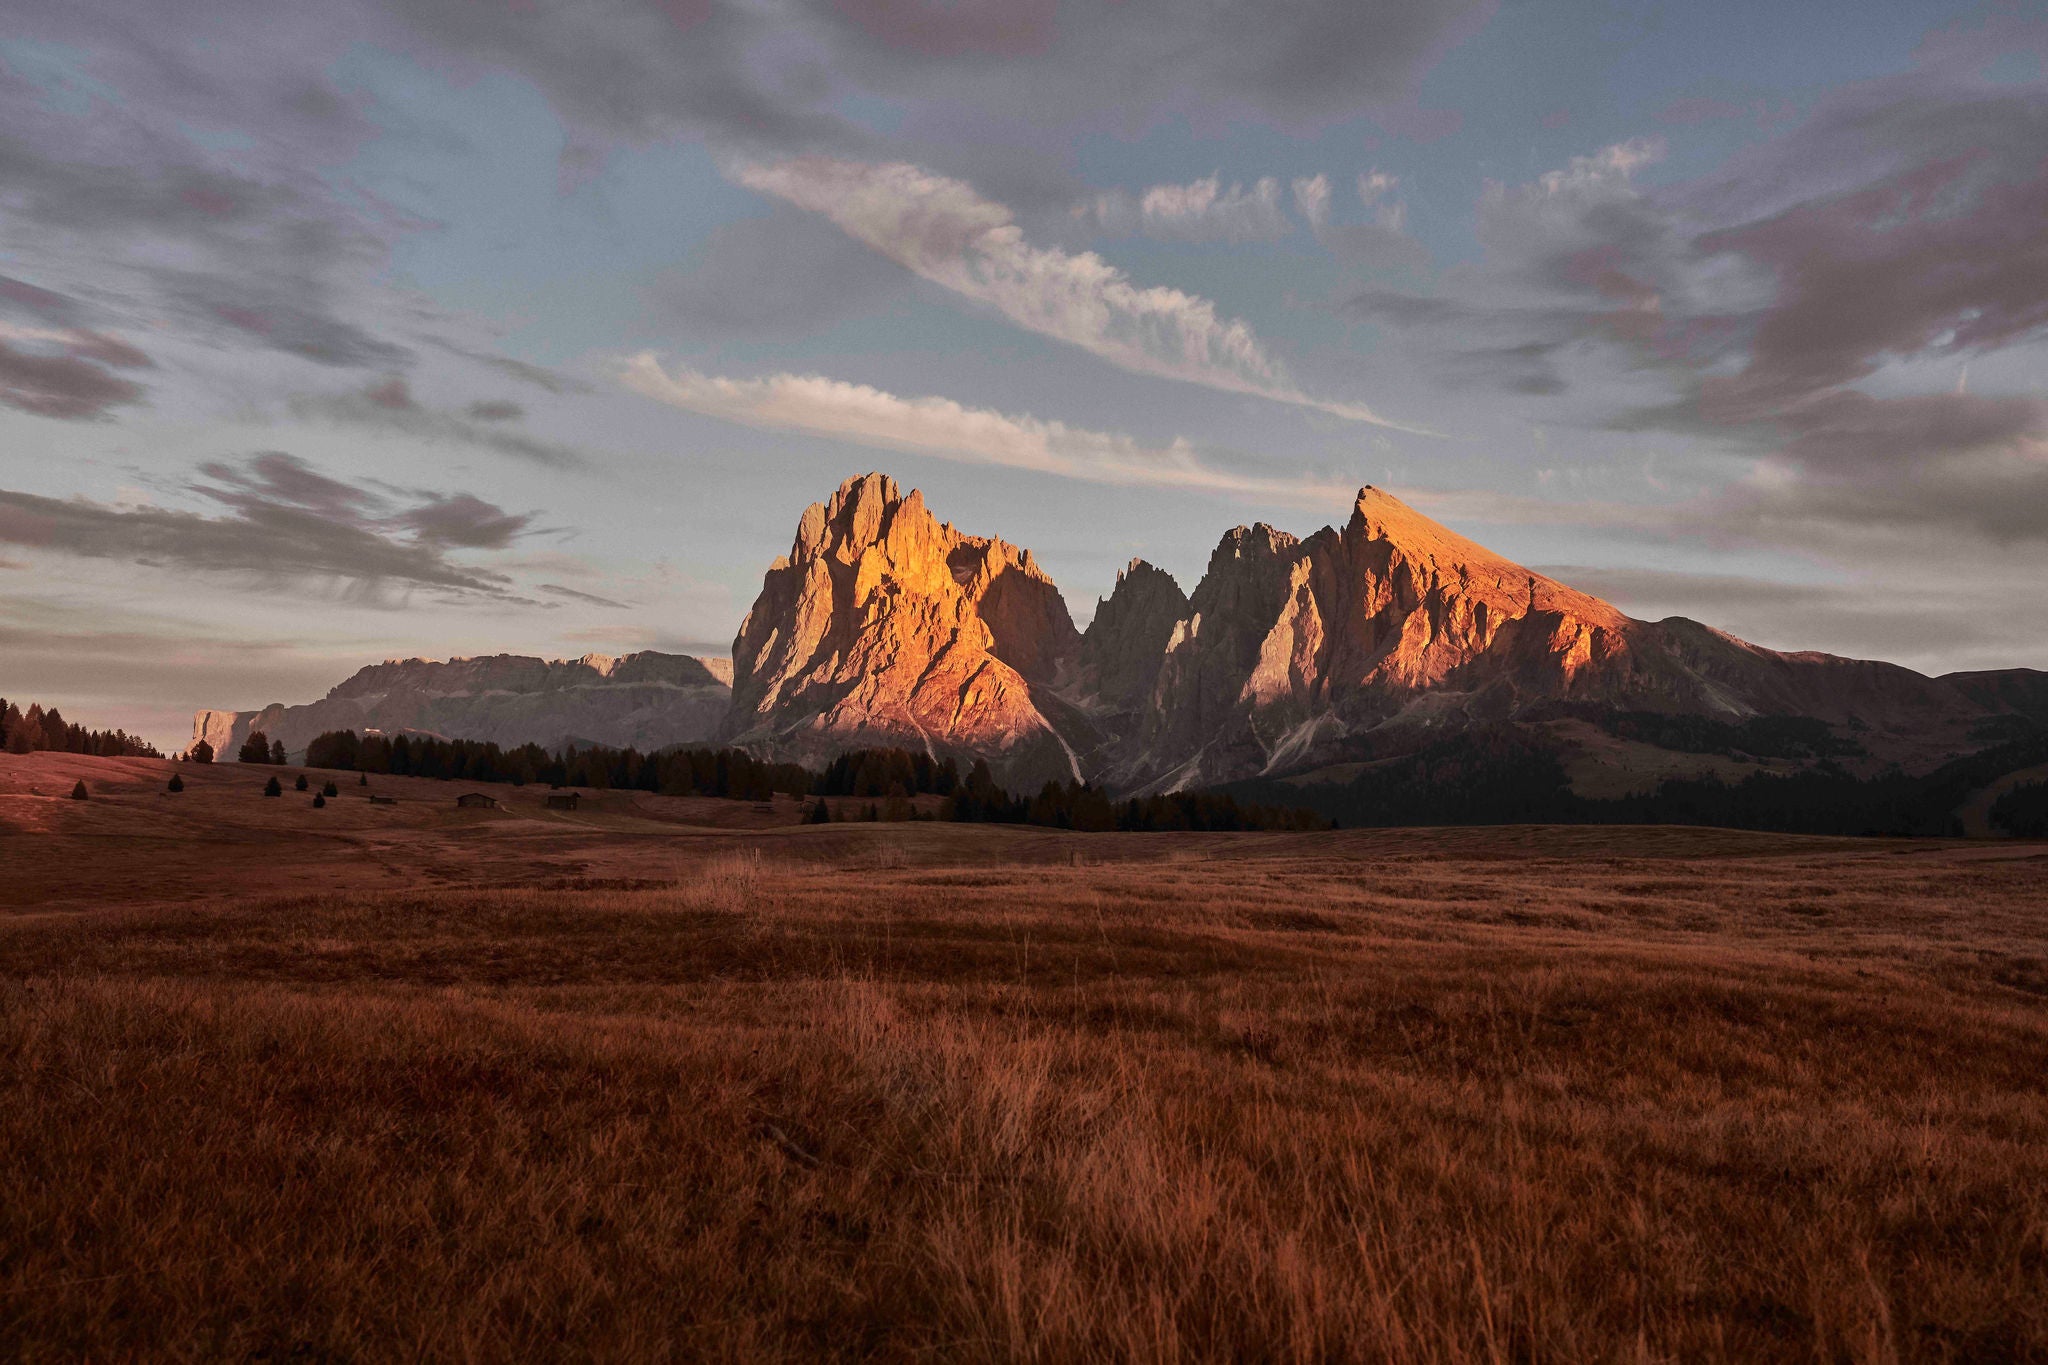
724,473,1085,789
728,474,2021,795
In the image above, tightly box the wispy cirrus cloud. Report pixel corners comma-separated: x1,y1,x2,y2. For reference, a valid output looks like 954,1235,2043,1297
0,336,150,421
0,452,536,602
622,354,1357,508
733,157,1409,427
287,375,593,469
0,290,155,419
1290,170,1427,269
1362,30,2048,556
1086,174,1292,243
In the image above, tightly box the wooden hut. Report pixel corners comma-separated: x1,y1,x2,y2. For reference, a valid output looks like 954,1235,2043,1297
545,792,580,811
456,792,500,809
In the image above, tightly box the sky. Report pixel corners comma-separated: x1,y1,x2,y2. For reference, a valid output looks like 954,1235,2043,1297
4,0,2047,751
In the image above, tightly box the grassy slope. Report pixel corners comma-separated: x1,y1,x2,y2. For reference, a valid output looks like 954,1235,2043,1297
4,753,2047,1361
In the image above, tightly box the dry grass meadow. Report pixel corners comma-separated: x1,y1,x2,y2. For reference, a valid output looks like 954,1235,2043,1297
4,752,2047,1361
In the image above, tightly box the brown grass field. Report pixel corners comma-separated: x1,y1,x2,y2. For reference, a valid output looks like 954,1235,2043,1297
4,752,2047,1361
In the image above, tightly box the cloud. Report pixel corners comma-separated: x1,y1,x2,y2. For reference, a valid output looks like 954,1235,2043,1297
1088,175,1292,243
1288,169,1428,269
0,275,84,326
622,354,1359,507
539,582,634,610
385,0,846,156
465,399,524,422
1361,54,2048,552
0,337,149,420
657,204,912,338
735,156,1405,425
1292,174,1332,231
800,0,1497,130
424,339,597,395
288,376,592,468
0,14,410,375
0,453,535,602
391,494,534,550
164,270,412,370
382,0,1495,164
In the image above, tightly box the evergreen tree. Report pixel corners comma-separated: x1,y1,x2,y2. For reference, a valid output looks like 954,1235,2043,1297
5,704,33,754
270,739,286,765
312,793,326,808
239,731,272,764
70,780,88,800
190,739,214,764
322,780,339,797
295,774,309,791
167,774,184,793
264,776,282,797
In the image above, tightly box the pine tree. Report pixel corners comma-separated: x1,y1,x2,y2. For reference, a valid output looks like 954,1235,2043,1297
190,739,214,764
312,793,326,808
168,774,184,793
239,731,272,764
808,799,832,824
270,739,286,765
264,776,282,797
70,780,88,801
295,774,309,791
322,780,339,797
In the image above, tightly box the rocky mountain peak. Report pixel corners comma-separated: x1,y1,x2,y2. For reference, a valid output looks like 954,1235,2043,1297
726,473,1084,787
1342,486,1628,632
1077,559,1189,716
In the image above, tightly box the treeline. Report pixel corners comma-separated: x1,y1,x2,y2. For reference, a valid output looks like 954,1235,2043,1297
303,729,816,799
1225,724,2048,838
236,731,287,764
942,768,1329,833
0,697,161,759
297,728,1328,832
1226,727,1586,829
816,747,960,797
1991,781,2048,838
1528,702,1866,760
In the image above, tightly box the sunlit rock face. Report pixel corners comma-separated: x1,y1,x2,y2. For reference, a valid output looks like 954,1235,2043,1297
1084,488,1644,790
725,472,1088,790
202,473,2044,792
1075,486,1997,792
191,652,731,761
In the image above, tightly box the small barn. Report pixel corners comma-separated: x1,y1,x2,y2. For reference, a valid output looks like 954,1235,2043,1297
456,792,500,810
545,792,580,811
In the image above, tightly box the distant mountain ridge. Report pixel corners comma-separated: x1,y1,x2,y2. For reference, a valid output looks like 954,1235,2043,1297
724,474,2048,792
193,652,731,762
195,473,2048,794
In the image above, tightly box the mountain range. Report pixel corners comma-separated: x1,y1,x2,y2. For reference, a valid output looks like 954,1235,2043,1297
198,472,2048,796
193,652,732,763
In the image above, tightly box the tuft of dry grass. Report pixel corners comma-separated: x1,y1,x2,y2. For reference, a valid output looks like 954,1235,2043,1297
688,846,768,916
2,812,2046,1360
